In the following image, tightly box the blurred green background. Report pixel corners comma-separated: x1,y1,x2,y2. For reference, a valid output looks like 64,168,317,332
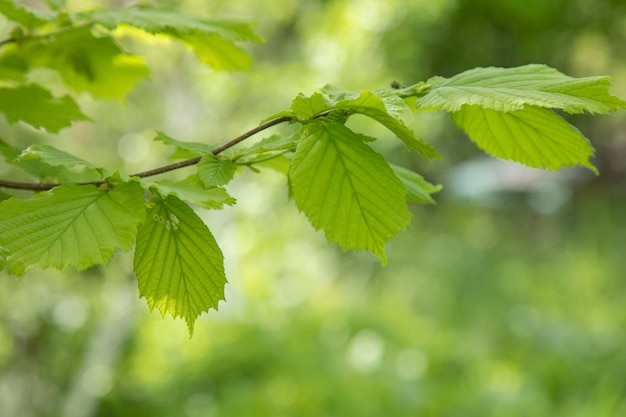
1,0,626,416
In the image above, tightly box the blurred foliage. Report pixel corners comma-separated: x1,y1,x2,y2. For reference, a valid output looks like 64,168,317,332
1,0,626,416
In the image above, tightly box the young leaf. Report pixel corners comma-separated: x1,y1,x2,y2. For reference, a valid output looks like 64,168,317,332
334,91,440,159
235,133,299,156
0,139,100,182
17,144,113,181
81,6,263,71
290,90,440,159
289,121,411,263
147,175,236,210
390,164,442,204
451,105,598,173
0,1,57,28
0,181,146,275
134,195,226,336
18,144,98,170
197,154,237,187
24,27,149,99
154,131,213,158
0,84,90,132
417,64,626,114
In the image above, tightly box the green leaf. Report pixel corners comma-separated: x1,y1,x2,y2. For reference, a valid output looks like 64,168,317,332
154,131,213,158
148,175,236,210
197,154,237,187
390,164,442,204
417,64,626,114
0,84,90,132
0,140,108,182
0,1,57,28
289,121,411,263
18,144,96,170
290,90,440,159
82,6,263,71
451,105,598,173
17,144,112,181
184,32,252,71
236,133,299,156
0,180,146,275
134,195,226,336
25,27,149,99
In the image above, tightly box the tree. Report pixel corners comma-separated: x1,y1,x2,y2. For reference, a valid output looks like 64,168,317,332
0,1,624,335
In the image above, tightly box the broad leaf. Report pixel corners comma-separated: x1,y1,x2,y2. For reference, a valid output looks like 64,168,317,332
154,131,213,158
289,121,411,263
451,105,597,172
418,65,626,114
25,27,149,99
0,181,146,275
148,175,236,209
0,1,57,28
134,195,226,335
197,154,237,187
0,84,90,132
390,164,442,204
82,6,263,71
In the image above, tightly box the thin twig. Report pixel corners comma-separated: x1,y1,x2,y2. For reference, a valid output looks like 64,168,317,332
0,116,294,191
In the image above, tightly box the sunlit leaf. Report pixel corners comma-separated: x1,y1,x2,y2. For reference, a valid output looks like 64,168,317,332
418,64,626,114
451,105,597,173
134,195,226,336
289,120,411,263
0,84,89,132
0,181,146,275
82,6,263,71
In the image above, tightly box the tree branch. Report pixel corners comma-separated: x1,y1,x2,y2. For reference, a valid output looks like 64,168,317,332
0,116,293,191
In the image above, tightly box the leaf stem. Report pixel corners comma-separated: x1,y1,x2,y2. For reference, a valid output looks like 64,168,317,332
0,116,293,191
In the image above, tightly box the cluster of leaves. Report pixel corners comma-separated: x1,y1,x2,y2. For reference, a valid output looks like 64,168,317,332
0,1,624,334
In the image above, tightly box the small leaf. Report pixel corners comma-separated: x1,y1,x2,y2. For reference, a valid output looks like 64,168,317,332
18,144,97,170
134,195,226,336
197,154,237,187
289,121,411,263
154,131,213,158
390,164,442,204
417,64,626,114
0,84,90,132
236,133,299,156
0,181,146,275
451,105,598,173
148,175,236,209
